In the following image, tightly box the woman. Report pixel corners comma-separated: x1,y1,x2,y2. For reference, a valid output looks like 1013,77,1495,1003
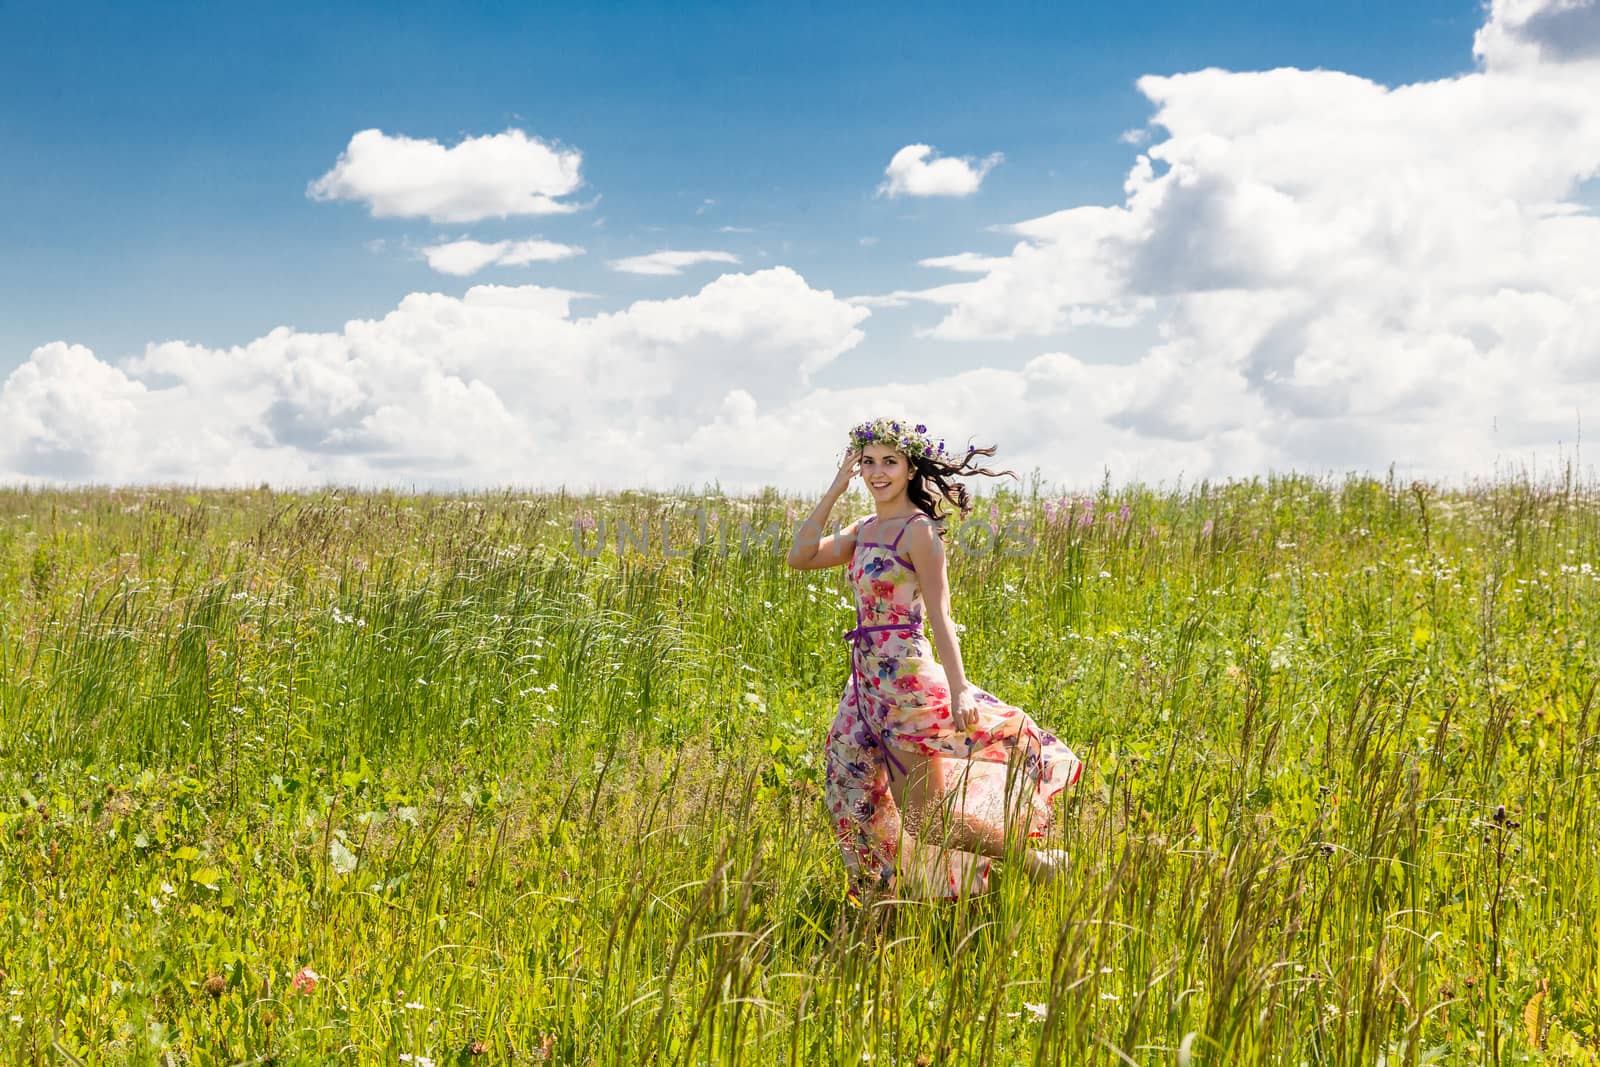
786,416,1083,900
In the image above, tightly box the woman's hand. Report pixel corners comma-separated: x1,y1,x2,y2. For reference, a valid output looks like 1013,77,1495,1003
828,446,862,496
948,681,978,732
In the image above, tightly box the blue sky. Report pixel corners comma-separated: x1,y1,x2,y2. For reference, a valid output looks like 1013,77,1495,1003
3,0,1483,371
3,0,1596,492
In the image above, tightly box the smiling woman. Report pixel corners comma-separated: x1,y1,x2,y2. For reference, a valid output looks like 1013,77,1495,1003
786,416,1084,901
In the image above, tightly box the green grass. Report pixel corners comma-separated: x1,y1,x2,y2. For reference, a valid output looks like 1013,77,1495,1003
1,468,1597,1065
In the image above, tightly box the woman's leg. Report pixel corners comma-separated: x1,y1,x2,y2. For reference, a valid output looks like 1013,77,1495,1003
885,745,1032,860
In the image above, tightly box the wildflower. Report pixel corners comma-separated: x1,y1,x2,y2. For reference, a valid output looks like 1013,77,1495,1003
203,974,227,998
1201,518,1214,537
291,966,318,994
1119,502,1131,523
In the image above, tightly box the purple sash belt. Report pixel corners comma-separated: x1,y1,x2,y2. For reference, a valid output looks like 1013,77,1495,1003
842,621,926,780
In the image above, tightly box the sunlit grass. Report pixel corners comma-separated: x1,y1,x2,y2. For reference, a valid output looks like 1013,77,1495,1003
1,467,1597,1064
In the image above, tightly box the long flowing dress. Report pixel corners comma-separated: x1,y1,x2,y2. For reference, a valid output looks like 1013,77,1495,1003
823,511,1084,900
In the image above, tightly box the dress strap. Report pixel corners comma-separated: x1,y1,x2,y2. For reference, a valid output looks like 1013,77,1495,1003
887,512,927,552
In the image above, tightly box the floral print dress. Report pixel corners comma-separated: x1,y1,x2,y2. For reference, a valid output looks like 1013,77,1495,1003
823,512,1084,899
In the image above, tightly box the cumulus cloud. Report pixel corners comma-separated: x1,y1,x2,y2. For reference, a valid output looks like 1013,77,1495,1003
878,144,1003,198
8,0,1599,493
0,269,869,490
1474,0,1600,69
0,344,147,480
608,250,742,276
307,128,585,223
421,238,585,277
849,0,1600,482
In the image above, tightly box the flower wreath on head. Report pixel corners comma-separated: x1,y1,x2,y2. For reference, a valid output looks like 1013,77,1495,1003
848,417,946,462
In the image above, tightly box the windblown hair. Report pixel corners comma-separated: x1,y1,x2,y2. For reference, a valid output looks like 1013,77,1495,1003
904,440,1018,533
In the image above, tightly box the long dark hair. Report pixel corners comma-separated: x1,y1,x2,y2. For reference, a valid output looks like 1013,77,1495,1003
906,439,1018,533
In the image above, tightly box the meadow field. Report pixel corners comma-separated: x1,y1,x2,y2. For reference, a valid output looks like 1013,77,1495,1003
0,468,1597,1065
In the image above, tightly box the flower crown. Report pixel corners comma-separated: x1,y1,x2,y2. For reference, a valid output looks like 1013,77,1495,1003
848,417,945,461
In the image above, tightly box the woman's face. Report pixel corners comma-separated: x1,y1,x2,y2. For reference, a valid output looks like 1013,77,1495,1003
859,443,912,503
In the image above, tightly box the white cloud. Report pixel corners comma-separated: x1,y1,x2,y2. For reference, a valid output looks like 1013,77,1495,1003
7,0,1598,494
843,0,1600,483
421,238,585,277
307,128,585,223
608,250,742,276
917,252,1010,274
1474,0,1600,69
0,269,869,490
877,144,1003,198
0,343,147,480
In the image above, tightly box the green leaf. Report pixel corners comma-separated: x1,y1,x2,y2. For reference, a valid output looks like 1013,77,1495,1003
330,838,358,875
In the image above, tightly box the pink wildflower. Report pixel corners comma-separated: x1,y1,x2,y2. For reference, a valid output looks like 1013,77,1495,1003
292,967,319,994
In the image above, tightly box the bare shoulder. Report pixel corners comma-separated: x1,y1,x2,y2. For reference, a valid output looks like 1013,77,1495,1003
904,513,946,558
